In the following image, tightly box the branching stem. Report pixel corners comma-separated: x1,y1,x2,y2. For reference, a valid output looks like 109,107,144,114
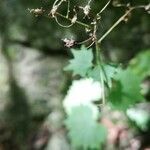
98,5,147,43
55,12,91,29
98,8,133,43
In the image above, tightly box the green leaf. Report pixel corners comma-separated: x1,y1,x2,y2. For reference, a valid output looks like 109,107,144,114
129,50,150,80
109,69,144,111
64,45,93,77
103,64,119,88
88,64,118,88
65,105,107,150
88,65,101,81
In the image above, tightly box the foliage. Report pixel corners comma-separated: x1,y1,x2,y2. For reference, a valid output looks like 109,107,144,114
63,77,105,149
88,64,117,88
63,46,146,149
65,105,107,150
64,46,93,77
0,0,150,149
64,46,145,112
109,68,144,111
129,49,150,80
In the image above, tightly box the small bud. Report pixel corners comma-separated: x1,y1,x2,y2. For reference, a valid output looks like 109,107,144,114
91,21,96,25
96,14,101,20
79,4,91,18
85,28,91,33
83,5,91,16
123,10,131,23
71,15,77,24
89,33,93,37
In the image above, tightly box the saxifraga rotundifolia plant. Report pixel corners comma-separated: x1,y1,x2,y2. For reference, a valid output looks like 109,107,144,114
29,1,150,149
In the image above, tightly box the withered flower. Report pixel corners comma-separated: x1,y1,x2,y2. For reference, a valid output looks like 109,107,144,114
62,38,75,47
49,6,58,18
71,15,77,24
83,5,91,16
28,8,44,16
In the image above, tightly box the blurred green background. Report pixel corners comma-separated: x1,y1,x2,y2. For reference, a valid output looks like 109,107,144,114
0,0,150,150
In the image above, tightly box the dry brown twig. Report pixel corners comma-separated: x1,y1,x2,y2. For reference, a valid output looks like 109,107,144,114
28,1,150,47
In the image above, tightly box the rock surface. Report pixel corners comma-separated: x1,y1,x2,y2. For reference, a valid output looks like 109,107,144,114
0,44,70,149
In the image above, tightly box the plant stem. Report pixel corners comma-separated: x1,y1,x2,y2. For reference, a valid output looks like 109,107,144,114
95,41,106,105
98,8,133,43
55,12,91,29
95,41,101,65
97,0,111,15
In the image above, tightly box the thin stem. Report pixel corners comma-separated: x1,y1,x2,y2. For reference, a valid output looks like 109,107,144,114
66,0,70,18
57,0,65,7
93,22,100,65
95,41,106,105
95,41,100,65
55,16,73,28
100,69,105,105
53,0,59,7
98,5,147,43
77,37,92,45
98,8,133,43
88,0,93,5
97,0,111,15
87,41,95,48
55,12,91,29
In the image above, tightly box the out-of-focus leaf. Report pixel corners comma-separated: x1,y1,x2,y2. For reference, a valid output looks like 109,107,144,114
129,50,150,80
103,64,119,88
65,105,107,150
88,64,118,88
64,45,93,77
109,69,145,110
88,65,101,81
